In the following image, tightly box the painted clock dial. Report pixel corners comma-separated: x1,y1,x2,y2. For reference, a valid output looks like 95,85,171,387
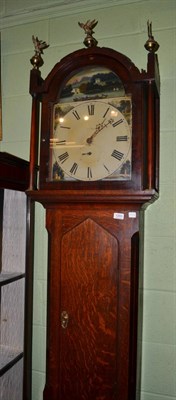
48,66,132,182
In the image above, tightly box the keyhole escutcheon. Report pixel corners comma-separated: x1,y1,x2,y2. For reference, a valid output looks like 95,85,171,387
61,310,69,329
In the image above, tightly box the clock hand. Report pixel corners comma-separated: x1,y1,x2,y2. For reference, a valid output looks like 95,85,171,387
86,118,113,144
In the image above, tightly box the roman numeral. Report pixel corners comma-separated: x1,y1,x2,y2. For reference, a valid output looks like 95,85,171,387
72,110,80,120
103,107,110,118
112,118,123,127
116,135,128,141
111,150,124,161
88,104,95,115
103,164,110,173
70,162,78,175
87,167,92,179
58,152,69,163
60,126,71,129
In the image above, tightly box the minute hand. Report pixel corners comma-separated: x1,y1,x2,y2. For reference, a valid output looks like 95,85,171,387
86,119,113,144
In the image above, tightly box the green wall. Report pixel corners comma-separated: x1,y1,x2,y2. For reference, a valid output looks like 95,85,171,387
1,1,176,399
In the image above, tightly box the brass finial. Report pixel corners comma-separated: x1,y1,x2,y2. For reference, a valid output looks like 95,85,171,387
144,21,159,53
30,36,49,69
78,19,98,48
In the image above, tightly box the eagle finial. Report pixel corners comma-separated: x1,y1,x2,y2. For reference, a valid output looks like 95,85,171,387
32,36,49,55
78,19,98,47
144,21,159,53
30,36,49,69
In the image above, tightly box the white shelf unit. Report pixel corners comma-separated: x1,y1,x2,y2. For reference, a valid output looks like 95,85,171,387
0,188,27,400
0,153,34,400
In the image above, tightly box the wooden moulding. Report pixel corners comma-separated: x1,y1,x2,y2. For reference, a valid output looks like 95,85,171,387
0,152,29,191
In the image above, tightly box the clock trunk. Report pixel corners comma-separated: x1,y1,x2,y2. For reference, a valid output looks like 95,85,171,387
43,206,141,400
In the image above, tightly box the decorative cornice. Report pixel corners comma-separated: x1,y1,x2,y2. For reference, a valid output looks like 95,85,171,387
0,0,142,29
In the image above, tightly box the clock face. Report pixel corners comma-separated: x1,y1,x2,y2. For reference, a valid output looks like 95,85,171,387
48,67,132,182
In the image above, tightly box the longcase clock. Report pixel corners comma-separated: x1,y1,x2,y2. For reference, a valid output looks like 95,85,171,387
28,21,160,400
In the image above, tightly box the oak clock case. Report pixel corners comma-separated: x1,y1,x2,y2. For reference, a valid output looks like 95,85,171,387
28,23,160,400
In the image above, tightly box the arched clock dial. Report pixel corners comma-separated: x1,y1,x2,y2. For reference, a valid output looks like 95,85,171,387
50,100,131,181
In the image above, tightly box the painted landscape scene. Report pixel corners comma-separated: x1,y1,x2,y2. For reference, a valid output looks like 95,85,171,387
59,66,125,103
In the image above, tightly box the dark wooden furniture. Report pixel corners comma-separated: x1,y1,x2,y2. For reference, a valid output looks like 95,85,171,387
28,24,159,400
0,152,34,400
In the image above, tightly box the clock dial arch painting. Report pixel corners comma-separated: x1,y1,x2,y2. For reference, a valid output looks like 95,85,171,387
49,66,132,183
